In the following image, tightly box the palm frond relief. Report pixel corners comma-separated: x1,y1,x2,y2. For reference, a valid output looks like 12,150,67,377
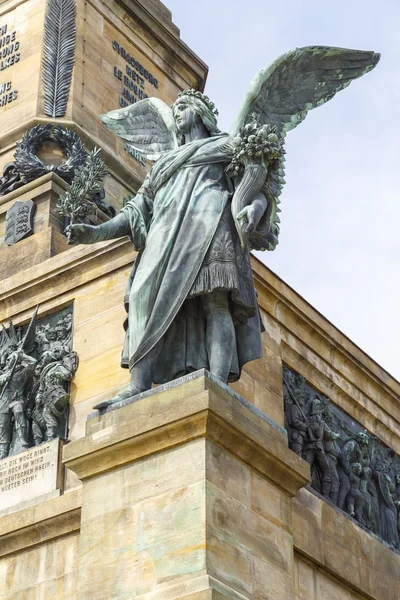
42,0,77,118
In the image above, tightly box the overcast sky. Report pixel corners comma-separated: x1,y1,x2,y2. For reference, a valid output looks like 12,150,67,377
166,0,400,380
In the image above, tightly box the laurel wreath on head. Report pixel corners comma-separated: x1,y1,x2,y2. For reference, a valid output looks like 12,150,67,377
14,124,87,185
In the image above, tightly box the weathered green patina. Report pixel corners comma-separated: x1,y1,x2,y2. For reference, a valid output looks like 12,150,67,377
67,46,380,409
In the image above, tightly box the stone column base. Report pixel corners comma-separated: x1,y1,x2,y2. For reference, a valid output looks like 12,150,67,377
63,371,310,600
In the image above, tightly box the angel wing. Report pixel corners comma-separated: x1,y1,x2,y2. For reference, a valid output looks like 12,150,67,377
230,46,380,251
101,98,178,161
231,46,380,136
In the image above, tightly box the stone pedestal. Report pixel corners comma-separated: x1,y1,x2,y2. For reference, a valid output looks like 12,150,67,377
63,371,310,599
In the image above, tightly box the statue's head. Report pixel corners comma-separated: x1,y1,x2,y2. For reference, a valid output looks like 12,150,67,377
293,389,304,407
375,458,389,473
55,324,68,341
356,431,369,446
172,89,220,139
311,397,323,416
45,327,57,341
364,466,372,478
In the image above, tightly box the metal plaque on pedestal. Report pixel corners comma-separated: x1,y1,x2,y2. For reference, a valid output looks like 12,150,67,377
4,199,36,246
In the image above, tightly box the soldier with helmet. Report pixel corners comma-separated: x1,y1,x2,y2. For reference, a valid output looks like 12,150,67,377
304,397,340,498
31,349,78,444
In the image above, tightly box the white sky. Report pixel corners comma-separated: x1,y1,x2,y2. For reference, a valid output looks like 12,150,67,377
166,0,400,380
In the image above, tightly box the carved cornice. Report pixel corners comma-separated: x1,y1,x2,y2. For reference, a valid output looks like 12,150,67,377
63,373,310,496
0,488,82,557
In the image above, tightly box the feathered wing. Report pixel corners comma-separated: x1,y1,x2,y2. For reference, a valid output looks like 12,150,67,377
231,46,380,135
101,98,178,161
230,46,380,251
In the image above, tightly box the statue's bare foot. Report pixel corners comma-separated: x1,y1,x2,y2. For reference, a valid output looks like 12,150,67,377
93,384,148,411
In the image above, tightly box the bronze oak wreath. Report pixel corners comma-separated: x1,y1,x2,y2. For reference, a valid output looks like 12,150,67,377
14,124,87,185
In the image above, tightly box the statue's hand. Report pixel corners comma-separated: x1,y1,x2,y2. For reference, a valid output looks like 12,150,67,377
236,205,257,235
65,224,98,245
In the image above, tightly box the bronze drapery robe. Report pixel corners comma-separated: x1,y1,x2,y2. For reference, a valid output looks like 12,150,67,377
120,135,264,383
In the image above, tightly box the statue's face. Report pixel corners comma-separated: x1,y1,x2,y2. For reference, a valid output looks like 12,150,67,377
357,432,369,446
173,100,199,134
55,326,67,341
312,399,322,416
376,459,388,473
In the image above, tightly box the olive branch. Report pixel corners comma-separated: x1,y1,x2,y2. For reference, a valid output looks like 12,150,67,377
56,148,108,226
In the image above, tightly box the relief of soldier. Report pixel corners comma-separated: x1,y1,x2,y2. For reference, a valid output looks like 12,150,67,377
31,349,78,445
0,308,77,458
283,366,400,550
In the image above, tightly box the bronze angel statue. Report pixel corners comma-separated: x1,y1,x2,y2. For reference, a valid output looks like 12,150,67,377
67,46,379,410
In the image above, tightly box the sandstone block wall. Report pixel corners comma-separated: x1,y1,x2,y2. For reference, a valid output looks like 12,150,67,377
0,0,399,597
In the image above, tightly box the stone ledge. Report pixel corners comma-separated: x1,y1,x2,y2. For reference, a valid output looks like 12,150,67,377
63,374,309,496
87,369,287,437
0,488,82,558
0,489,61,519
0,229,133,320
132,574,248,600
0,172,67,209
293,487,400,600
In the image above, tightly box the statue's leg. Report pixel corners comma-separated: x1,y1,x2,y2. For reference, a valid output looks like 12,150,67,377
289,441,302,456
316,450,332,497
337,471,351,510
94,339,163,411
202,291,235,383
0,413,12,458
12,404,29,449
32,420,44,446
43,407,59,440
128,338,163,395
328,457,340,504
354,492,365,524
347,492,355,516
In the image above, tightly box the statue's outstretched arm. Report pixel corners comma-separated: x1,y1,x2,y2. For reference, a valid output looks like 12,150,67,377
66,212,130,245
